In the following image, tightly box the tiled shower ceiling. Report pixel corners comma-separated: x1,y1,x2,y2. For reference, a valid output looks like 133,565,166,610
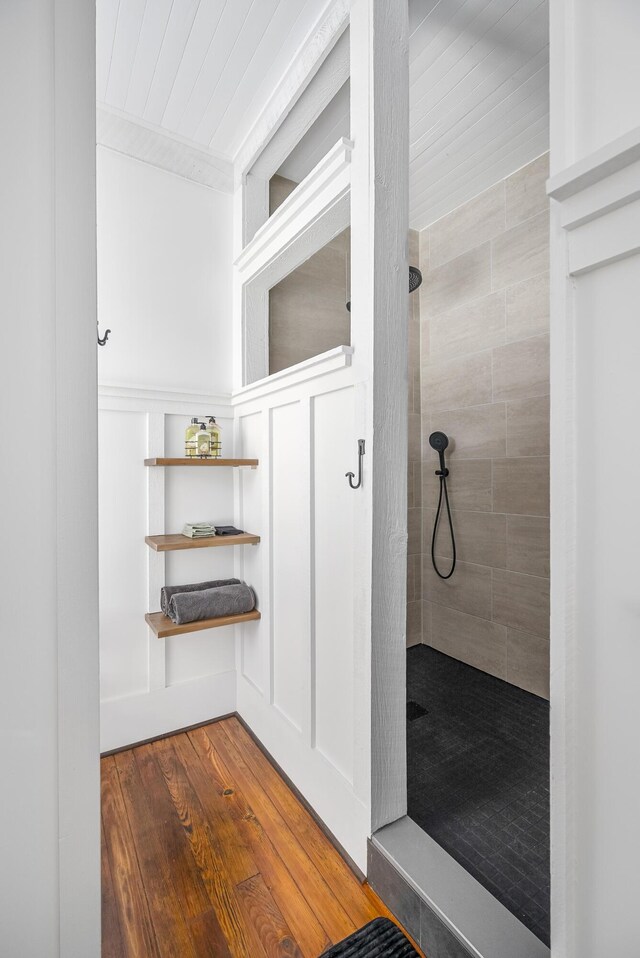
97,0,549,228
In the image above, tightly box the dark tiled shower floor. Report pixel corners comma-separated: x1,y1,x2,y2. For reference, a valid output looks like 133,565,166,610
407,645,550,945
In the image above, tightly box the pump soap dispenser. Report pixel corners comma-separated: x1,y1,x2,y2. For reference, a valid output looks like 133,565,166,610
195,422,210,458
185,417,200,458
207,417,222,459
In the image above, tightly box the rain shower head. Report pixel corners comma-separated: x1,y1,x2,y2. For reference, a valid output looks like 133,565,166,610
409,266,423,292
346,266,423,311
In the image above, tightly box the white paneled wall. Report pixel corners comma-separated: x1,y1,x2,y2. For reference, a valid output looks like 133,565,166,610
313,386,356,782
97,148,238,752
271,401,310,734
233,358,370,869
99,398,237,752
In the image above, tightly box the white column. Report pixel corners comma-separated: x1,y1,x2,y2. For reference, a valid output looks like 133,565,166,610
350,0,409,830
0,1,100,956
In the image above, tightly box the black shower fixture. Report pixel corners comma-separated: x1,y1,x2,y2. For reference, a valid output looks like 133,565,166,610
429,431,457,580
409,266,423,292
429,430,449,476
346,266,422,311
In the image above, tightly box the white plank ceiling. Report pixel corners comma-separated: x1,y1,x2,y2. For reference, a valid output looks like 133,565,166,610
97,0,549,229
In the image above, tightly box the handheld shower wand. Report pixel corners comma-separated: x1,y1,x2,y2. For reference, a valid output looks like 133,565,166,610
429,432,456,579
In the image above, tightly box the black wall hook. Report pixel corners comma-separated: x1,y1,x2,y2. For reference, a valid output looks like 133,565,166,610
97,324,111,346
346,439,365,489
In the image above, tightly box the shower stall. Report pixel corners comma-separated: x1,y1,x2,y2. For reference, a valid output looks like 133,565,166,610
404,153,551,948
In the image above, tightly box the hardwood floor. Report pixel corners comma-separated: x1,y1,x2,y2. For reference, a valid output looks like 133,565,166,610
102,717,418,957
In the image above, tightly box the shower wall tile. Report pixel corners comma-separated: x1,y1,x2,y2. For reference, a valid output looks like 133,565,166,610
407,461,418,509
432,403,506,459
407,599,423,647
427,603,508,680
423,458,493,513
493,334,550,402
507,515,550,577
429,182,506,269
422,599,432,645
505,153,550,229
408,506,422,556
427,290,505,362
423,351,492,413
417,154,550,696
493,569,550,639
427,508,507,569
421,243,491,316
408,411,422,461
407,553,422,603
409,227,420,264
493,457,550,517
423,559,493,620
506,628,550,699
506,395,550,457
506,271,550,342
269,223,350,374
491,211,549,290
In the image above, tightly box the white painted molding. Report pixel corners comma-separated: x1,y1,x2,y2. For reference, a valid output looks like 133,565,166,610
547,124,640,201
100,671,236,753
235,138,353,285
98,383,232,415
233,346,354,405
97,104,233,194
233,0,350,181
548,127,640,274
250,29,351,184
146,413,166,692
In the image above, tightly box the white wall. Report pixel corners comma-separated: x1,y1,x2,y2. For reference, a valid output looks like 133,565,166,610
0,2,100,955
97,151,238,751
549,1,640,953
97,147,233,395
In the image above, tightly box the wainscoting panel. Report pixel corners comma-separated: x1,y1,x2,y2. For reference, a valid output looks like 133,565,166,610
312,385,356,783
234,359,370,870
270,400,311,734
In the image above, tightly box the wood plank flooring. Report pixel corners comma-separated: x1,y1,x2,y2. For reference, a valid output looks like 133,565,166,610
102,716,420,957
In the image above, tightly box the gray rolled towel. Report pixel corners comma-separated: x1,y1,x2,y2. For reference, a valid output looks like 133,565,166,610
167,582,256,625
160,577,240,616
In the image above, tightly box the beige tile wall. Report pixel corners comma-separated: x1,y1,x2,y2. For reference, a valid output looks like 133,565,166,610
268,175,351,375
418,153,550,699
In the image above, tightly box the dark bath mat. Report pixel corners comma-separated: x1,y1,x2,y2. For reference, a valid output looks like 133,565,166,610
322,917,420,957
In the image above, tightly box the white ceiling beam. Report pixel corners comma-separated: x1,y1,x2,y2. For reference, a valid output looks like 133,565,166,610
96,104,234,193
233,0,350,183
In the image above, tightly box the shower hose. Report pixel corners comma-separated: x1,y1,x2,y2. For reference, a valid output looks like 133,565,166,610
431,472,457,579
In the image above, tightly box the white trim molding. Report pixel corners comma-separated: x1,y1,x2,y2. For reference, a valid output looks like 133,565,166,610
100,671,236,754
97,105,234,194
98,383,232,415
548,126,640,274
233,0,350,181
233,346,354,405
235,138,353,287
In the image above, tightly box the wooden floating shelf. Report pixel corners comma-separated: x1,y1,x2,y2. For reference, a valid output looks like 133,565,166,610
145,457,258,468
146,532,260,552
145,609,261,638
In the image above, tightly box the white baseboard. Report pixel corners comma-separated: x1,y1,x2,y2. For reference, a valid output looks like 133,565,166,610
100,670,236,753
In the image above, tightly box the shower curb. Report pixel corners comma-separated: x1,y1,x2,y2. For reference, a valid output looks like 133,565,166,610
368,817,550,958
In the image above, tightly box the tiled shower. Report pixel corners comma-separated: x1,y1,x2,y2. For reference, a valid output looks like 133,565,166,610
406,153,551,945
407,153,550,700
